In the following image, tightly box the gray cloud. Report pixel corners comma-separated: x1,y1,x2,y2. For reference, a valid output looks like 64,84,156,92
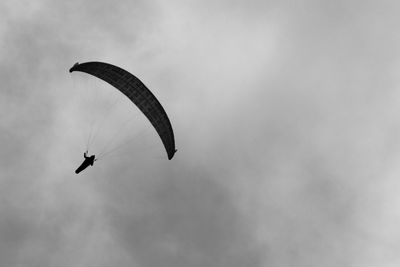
103,173,261,267
1,0,400,266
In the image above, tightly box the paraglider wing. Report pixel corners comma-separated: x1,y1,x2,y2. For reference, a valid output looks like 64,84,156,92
70,61,176,160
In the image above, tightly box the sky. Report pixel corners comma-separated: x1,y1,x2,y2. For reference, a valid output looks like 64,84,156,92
1,0,400,266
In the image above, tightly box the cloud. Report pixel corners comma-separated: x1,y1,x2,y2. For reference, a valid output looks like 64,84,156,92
1,0,400,266
102,173,262,267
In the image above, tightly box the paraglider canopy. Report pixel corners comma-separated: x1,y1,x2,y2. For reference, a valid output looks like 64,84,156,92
70,61,176,160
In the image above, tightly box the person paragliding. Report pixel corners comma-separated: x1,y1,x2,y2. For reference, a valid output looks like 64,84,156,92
75,151,96,174
70,61,177,174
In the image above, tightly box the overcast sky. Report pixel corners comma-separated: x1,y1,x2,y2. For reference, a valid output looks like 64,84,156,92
1,0,400,266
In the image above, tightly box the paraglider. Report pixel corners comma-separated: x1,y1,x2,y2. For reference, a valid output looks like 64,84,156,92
75,151,96,174
70,61,176,173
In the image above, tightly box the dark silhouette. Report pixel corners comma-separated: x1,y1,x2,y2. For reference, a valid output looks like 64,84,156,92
70,61,176,160
75,151,96,174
